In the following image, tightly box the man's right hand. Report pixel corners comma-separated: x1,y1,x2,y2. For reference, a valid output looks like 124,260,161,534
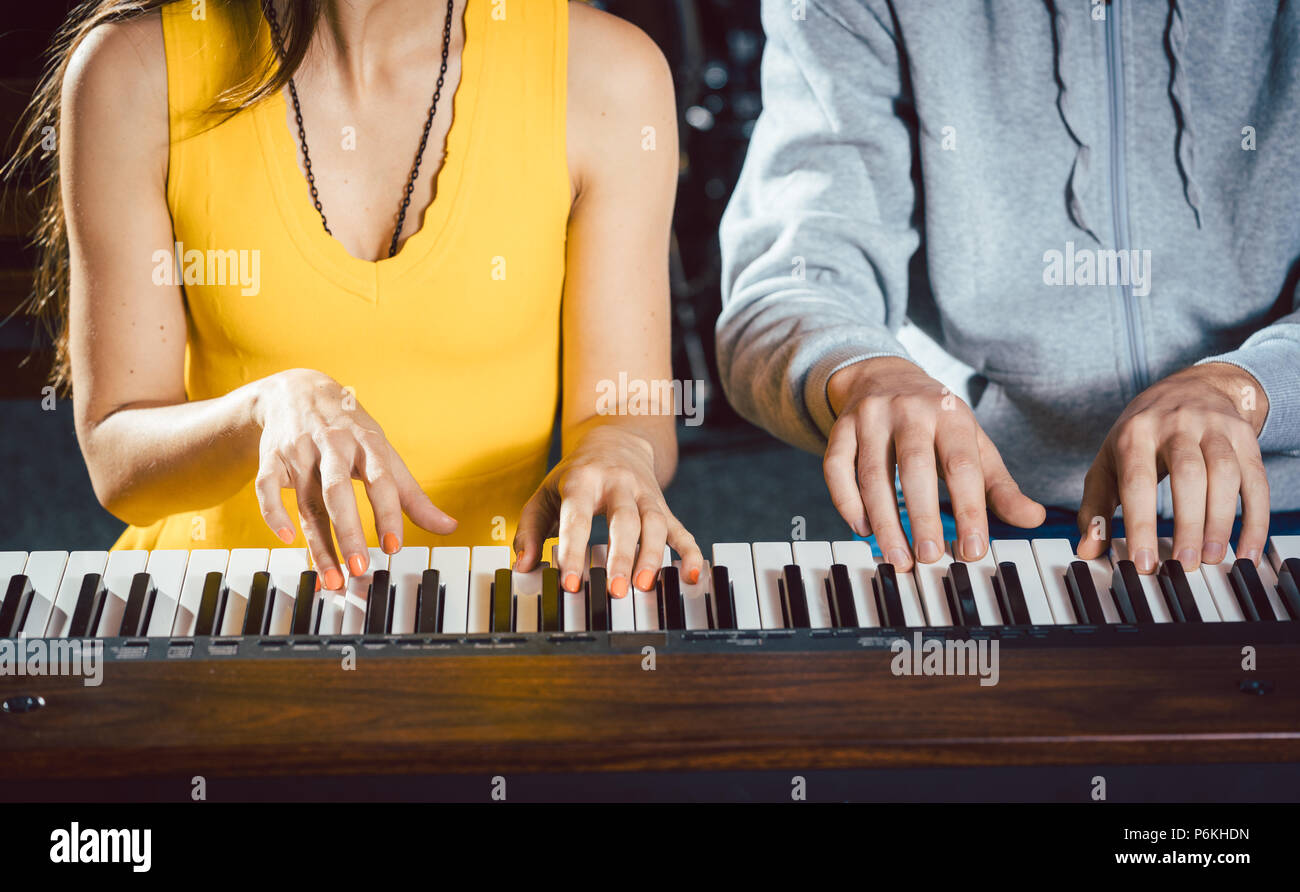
824,356,1045,570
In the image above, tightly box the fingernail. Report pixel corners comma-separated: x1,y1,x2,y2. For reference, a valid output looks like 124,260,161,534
276,526,294,544
1134,547,1156,574
382,532,400,554
916,540,941,563
347,553,367,576
886,547,910,568
563,572,581,593
609,575,629,598
1176,547,1199,570
1202,541,1225,564
852,520,869,537
634,568,655,591
687,567,700,584
1240,548,1260,565
323,567,344,591
961,533,984,562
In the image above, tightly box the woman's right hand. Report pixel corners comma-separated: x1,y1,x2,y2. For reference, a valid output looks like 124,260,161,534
251,368,457,589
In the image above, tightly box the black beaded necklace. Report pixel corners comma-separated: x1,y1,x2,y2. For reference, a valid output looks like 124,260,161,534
264,0,456,259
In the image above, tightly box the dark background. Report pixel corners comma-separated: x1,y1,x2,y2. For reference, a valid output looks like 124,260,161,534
0,0,845,551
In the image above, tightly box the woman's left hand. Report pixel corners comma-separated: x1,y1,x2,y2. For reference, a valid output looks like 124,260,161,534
513,426,704,598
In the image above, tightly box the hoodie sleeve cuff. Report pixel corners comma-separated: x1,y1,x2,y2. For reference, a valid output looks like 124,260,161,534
1198,338,1300,455
805,346,916,442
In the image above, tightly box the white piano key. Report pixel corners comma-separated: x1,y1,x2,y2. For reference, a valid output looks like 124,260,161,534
1200,543,1245,622
550,544,589,632
713,543,762,630
912,543,954,626
894,565,926,627
266,548,309,635
467,546,509,634
751,542,794,629
171,549,230,636
676,558,712,630
594,545,634,632
791,541,834,629
432,546,471,633
956,544,1004,626
1268,535,1300,571
991,539,1056,624
632,546,671,632
387,547,429,634
45,551,108,638
512,563,545,633
1029,538,1117,624
18,551,69,636
831,540,879,627
1110,539,1172,622
1253,555,1286,621
219,548,270,635
340,548,387,635
316,592,345,635
0,551,28,604
1154,538,1219,622
97,550,149,636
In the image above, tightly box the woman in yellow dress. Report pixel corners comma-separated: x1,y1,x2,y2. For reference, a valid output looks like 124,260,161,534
10,0,702,598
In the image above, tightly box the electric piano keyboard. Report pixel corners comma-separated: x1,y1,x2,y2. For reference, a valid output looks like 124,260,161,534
2,535,1299,798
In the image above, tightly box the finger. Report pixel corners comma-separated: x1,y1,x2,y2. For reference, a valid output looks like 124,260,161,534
1115,431,1160,574
824,417,869,537
1076,459,1118,560
390,449,458,535
513,488,558,573
254,452,296,543
632,504,669,593
555,487,596,594
316,435,369,577
858,428,911,571
1199,433,1239,566
978,429,1046,528
894,420,944,564
605,499,641,598
296,471,343,591
667,514,705,585
1235,439,1271,565
1164,434,1207,571
356,434,404,554
935,415,989,561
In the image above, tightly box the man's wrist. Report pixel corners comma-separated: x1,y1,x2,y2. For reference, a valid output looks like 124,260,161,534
1194,361,1270,435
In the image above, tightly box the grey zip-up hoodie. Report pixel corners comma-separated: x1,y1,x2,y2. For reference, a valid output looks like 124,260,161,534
718,0,1300,513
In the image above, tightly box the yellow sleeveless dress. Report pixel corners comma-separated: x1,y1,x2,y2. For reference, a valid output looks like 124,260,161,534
114,0,570,551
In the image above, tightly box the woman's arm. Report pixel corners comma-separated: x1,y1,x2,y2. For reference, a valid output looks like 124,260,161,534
62,17,454,588
512,3,704,596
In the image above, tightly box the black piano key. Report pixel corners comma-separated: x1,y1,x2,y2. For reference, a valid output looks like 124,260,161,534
243,571,273,636
711,565,735,630
1065,561,1105,624
291,571,318,635
1278,558,1300,621
828,563,857,628
660,566,683,630
541,567,560,631
944,562,977,626
782,565,810,628
1229,558,1272,622
1156,560,1200,623
1110,560,1151,624
193,571,223,636
415,569,442,633
872,563,904,627
994,562,1030,625
120,572,154,637
365,570,392,634
68,573,106,637
0,574,35,638
493,568,513,633
588,567,608,631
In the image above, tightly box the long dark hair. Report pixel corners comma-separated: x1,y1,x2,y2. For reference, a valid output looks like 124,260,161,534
2,0,322,394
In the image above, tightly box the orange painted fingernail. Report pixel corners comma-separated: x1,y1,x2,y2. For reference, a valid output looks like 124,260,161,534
635,568,655,591
323,567,344,591
609,575,629,598
688,567,700,584
382,532,400,554
563,572,581,593
276,526,294,544
347,553,367,576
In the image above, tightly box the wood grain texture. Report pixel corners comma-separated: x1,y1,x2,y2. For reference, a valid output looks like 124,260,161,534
2,645,1298,780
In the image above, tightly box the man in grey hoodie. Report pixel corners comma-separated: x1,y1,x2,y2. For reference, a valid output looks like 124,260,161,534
718,0,1299,577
